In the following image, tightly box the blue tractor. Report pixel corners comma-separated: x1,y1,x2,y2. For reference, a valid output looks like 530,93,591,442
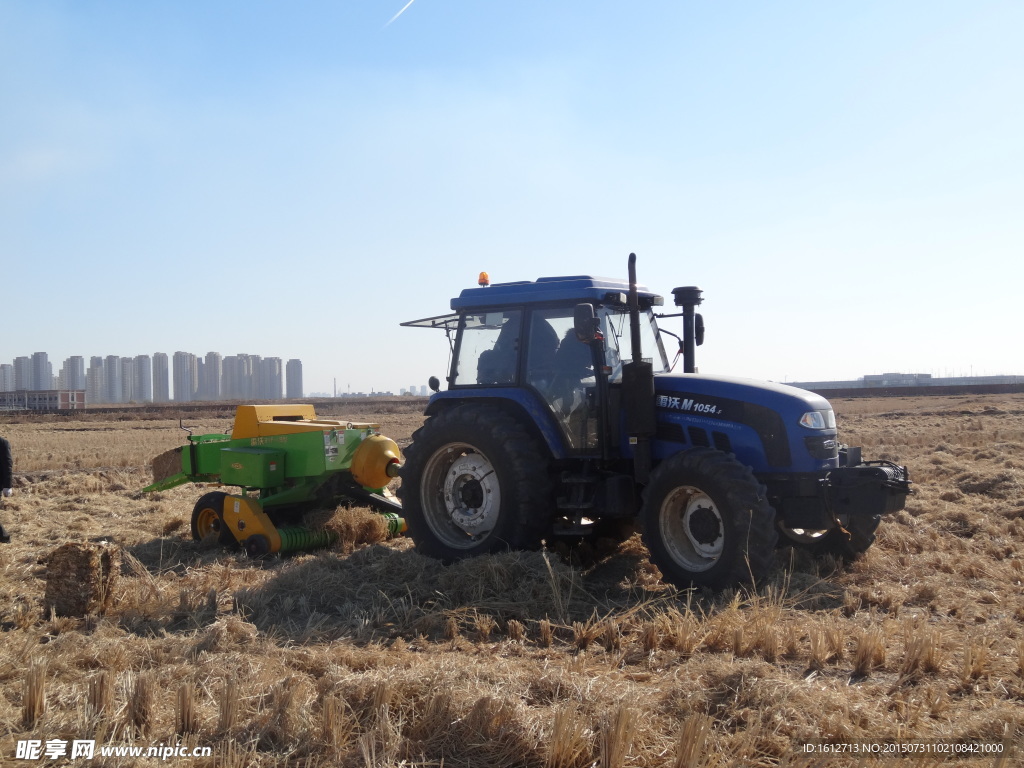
400,255,910,589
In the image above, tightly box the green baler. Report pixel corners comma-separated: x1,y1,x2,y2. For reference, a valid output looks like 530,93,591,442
145,404,405,556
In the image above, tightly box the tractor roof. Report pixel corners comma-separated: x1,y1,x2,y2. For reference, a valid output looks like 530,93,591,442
450,275,662,311
402,275,664,331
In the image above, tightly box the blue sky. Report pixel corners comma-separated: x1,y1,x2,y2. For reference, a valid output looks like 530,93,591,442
2,1,1021,395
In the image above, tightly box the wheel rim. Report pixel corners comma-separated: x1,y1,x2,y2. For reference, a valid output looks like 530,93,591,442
195,507,222,539
421,442,501,549
658,485,725,573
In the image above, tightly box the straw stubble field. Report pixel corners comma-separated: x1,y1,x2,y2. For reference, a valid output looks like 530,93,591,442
0,395,1022,767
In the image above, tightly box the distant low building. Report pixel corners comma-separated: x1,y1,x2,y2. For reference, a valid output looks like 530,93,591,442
786,373,1024,391
0,390,87,411
863,372,932,387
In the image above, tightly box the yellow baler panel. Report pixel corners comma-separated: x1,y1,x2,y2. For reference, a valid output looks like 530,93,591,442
221,494,283,553
250,421,340,437
232,405,383,439
247,420,382,438
232,404,318,439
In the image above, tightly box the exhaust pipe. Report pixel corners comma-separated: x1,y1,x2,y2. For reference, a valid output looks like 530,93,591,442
624,253,655,482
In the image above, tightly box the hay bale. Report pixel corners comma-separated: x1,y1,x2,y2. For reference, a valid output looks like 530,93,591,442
311,506,390,553
45,541,121,617
151,447,184,485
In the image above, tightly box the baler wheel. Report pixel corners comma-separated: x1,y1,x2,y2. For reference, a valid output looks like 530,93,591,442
191,492,236,546
642,448,777,590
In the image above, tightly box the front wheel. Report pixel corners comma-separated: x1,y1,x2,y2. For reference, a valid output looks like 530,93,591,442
398,405,551,561
642,449,777,590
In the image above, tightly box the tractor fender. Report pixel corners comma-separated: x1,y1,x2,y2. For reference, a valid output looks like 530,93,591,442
423,389,568,460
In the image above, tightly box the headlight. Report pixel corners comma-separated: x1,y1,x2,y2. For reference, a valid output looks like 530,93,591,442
799,410,836,429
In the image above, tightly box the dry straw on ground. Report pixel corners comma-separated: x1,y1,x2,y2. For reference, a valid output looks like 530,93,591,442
0,394,1022,766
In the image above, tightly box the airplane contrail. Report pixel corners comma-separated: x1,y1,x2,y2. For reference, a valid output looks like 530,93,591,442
384,0,417,27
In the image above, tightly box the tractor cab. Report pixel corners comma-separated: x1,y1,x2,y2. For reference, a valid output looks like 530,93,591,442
402,275,670,457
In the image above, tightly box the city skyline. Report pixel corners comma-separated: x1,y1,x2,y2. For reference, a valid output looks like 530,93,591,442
0,350,305,404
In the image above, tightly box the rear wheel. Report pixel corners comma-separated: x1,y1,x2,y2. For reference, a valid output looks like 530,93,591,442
398,405,551,561
642,449,777,589
190,492,236,546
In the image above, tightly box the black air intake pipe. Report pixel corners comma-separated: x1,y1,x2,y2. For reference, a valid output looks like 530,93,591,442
671,286,703,373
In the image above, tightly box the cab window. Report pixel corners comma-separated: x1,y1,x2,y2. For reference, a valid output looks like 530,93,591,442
601,307,668,379
452,310,522,386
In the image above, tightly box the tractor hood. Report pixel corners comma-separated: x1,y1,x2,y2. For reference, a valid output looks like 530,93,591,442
648,372,837,471
653,373,831,412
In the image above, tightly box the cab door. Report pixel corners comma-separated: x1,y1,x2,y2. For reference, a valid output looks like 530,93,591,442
525,308,599,454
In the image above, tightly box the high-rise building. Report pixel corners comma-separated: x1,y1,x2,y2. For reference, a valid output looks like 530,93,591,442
87,357,105,404
120,357,136,403
258,358,283,400
134,355,152,402
31,352,53,391
195,357,205,399
200,352,222,401
60,356,87,392
152,353,169,402
172,351,198,402
249,355,262,398
286,359,303,399
14,357,32,391
0,364,13,392
223,354,258,400
222,355,241,400
104,355,123,403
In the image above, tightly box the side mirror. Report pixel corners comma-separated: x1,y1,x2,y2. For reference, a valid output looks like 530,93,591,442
573,303,598,342
695,314,704,346
428,376,440,393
